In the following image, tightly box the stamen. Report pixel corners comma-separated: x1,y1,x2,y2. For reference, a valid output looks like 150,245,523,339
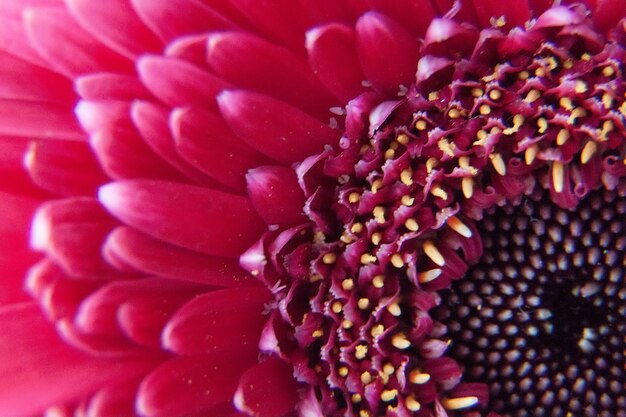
448,216,473,237
387,303,402,316
338,366,349,377
552,161,565,193
355,344,368,360
401,195,415,206
372,275,385,288
415,119,428,130
489,153,507,176
381,389,398,402
556,129,570,145
360,371,372,383
405,395,422,411
323,253,337,264
400,169,413,186
525,145,538,165
357,298,370,310
462,177,474,199
351,223,363,233
396,133,410,145
390,253,404,268
442,396,479,410
423,240,445,266
404,218,419,232
348,192,360,203
391,332,411,349
525,89,541,103
418,268,442,283
581,141,597,164
342,279,355,291
409,370,431,384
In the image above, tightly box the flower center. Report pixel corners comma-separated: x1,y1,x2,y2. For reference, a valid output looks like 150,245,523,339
435,185,626,417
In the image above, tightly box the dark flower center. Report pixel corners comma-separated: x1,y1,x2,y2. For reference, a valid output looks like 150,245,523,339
435,185,625,417
243,7,626,417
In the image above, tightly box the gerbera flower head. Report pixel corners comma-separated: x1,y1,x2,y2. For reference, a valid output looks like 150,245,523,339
0,1,624,417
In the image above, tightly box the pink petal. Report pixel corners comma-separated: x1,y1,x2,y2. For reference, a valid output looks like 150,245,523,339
234,358,300,417
0,302,160,417
65,0,162,59
75,73,153,101
246,165,308,228
131,100,221,187
0,137,50,198
0,99,84,140
0,191,41,304
31,197,117,278
171,106,272,192
103,226,252,286
98,180,266,258
164,33,210,65
24,6,132,77
305,23,367,103
0,12,49,68
74,100,133,135
24,139,108,196
86,380,140,417
137,55,230,110
227,0,312,52
130,0,234,43
0,51,75,104
206,31,338,118
137,352,257,417
89,127,188,182
355,12,419,95
592,0,626,32
367,0,437,36
162,287,269,356
218,90,340,164
469,0,530,29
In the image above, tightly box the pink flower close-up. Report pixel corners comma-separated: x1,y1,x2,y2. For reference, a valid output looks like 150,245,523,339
0,1,624,417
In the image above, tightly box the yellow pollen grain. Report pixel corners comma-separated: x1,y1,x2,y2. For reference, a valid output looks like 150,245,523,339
371,178,383,193
372,275,385,288
438,139,456,157
426,157,439,173
423,240,445,266
601,119,614,138
387,302,402,316
338,366,349,377
352,393,362,403
479,104,491,115
518,70,530,80
406,395,422,411
371,324,385,338
552,161,565,193
383,363,395,375
371,232,382,245
490,126,501,135
563,59,573,69
360,253,377,264
568,107,586,124
602,65,615,78
355,345,368,360
351,222,363,233
448,108,461,119
418,268,442,284
348,192,360,203
556,129,570,145
537,117,548,134
448,216,472,238
390,253,404,268
392,332,411,349
388,141,398,151
525,89,541,103
581,52,591,61
342,278,355,291
359,410,370,417
472,87,484,97
535,67,546,77
431,186,448,200
360,370,372,383
400,169,413,186
401,195,415,206
373,206,386,224
409,370,431,384
560,97,574,110
489,153,507,176
575,80,587,93
358,298,370,310
503,114,525,135
428,91,439,101
342,319,354,329
323,253,337,264
458,156,470,168
462,177,474,199
415,119,428,131
488,89,502,101
384,148,395,159
397,133,410,145
442,396,479,410
546,56,558,70
312,329,324,338
404,218,419,232
475,129,488,142
381,389,398,402
525,145,538,165
581,141,597,164
331,301,343,314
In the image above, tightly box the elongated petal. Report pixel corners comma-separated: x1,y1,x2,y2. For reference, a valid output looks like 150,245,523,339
355,12,419,95
99,180,266,258
25,139,108,196
103,226,251,286
75,73,152,101
86,380,140,417
367,0,437,37
24,6,132,77
0,137,50,198
246,166,308,228
137,55,231,110
130,0,233,43
218,90,340,164
207,31,338,118
0,303,159,417
65,0,162,58
305,23,367,103
171,106,271,192
137,352,256,417
162,287,269,355
0,100,84,140
469,0,530,29
234,358,300,417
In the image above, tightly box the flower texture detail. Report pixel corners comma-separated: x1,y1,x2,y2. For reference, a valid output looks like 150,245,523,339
0,1,624,417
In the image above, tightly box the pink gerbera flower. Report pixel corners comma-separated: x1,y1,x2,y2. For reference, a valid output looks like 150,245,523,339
0,1,624,417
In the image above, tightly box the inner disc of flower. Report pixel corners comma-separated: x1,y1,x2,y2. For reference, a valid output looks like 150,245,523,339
435,184,626,417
